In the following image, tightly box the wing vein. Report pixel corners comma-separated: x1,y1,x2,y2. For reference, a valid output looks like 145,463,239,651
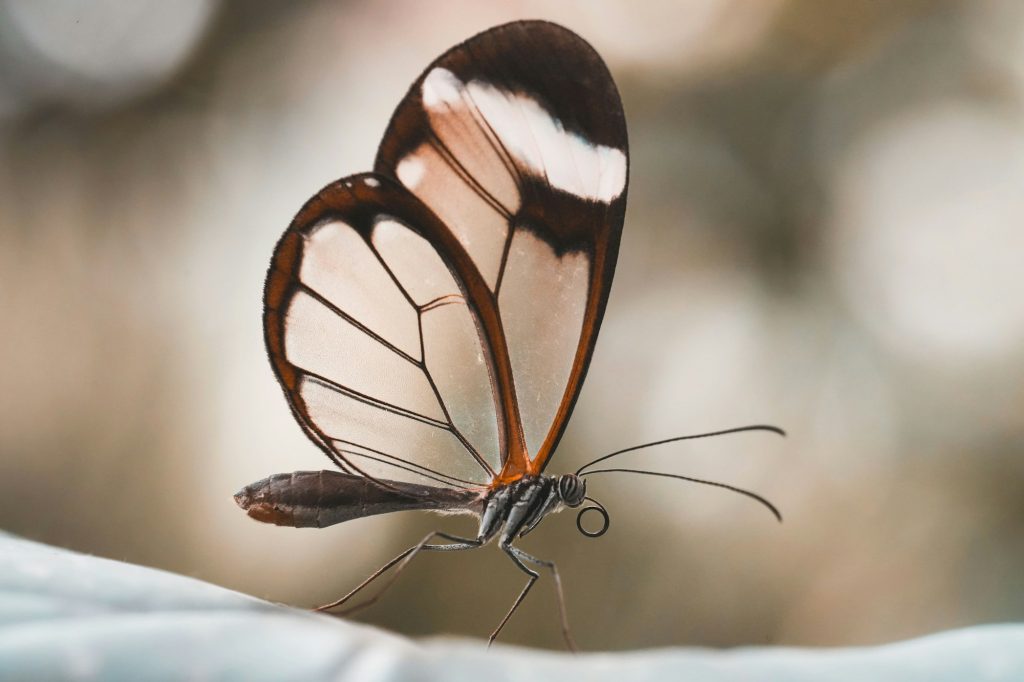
297,282,421,367
459,74,526,191
366,238,420,317
494,228,515,297
416,311,497,477
303,371,450,429
339,449,475,489
426,132,511,220
332,439,481,488
420,293,465,312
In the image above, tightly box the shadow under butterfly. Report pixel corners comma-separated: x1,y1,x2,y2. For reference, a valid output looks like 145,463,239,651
234,20,784,651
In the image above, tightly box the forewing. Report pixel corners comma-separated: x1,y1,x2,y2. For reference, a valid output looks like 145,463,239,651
264,175,501,490
375,21,629,478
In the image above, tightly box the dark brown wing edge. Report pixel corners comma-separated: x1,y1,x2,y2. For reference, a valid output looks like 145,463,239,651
374,20,629,477
235,470,484,528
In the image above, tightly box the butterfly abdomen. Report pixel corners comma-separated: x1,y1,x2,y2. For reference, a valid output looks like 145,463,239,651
234,471,484,528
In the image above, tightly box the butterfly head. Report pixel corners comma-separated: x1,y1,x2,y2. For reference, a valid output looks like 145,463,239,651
556,473,587,508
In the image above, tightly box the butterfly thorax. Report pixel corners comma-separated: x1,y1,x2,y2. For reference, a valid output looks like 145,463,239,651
477,474,586,545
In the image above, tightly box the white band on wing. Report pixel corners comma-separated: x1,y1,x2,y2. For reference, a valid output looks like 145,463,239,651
421,67,627,203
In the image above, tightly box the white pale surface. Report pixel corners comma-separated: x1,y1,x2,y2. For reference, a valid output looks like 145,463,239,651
1,533,1021,682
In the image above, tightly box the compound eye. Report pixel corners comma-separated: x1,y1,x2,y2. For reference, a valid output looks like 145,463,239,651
558,474,586,507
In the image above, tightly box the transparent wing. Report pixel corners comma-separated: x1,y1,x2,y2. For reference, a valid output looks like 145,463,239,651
264,176,501,489
374,20,629,480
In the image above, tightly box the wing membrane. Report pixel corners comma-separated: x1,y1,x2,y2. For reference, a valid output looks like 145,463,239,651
375,21,629,479
264,176,502,489
267,21,628,490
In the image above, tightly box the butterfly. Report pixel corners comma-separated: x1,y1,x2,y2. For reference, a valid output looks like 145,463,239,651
235,20,783,650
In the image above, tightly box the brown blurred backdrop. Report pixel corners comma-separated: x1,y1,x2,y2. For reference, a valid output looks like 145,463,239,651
2,0,1023,651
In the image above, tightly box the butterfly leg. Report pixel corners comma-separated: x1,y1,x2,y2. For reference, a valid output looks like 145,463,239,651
489,543,578,652
315,530,481,615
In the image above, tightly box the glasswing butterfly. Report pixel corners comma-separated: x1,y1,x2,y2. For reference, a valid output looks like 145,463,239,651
235,20,783,650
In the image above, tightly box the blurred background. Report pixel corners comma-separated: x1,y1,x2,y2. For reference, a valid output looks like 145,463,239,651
2,0,1023,652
